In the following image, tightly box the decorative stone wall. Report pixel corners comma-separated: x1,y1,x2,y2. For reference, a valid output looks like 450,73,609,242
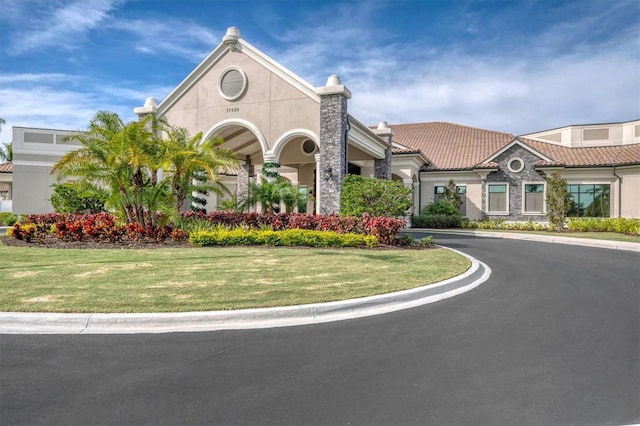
484,145,548,221
374,143,392,180
318,93,348,215
236,156,252,205
373,122,393,180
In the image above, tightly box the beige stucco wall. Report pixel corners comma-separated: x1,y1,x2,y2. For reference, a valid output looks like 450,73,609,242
618,166,640,218
420,172,483,219
161,51,320,155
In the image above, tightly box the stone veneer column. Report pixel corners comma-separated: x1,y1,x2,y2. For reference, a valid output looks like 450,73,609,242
316,75,351,215
237,155,252,206
373,121,393,180
314,154,321,214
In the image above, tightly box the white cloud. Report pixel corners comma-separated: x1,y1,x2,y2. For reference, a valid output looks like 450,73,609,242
7,0,123,54
108,17,220,62
0,72,173,143
262,0,639,134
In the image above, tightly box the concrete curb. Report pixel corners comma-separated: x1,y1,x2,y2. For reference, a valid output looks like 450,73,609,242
0,247,490,335
412,229,640,252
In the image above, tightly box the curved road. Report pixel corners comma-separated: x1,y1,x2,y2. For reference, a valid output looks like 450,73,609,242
1,233,638,425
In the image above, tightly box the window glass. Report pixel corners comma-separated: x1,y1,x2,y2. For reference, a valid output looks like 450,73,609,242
567,184,610,217
488,184,507,212
524,184,544,213
525,184,543,193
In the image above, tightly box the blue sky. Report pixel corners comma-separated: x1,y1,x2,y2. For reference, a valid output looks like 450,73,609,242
1,0,638,144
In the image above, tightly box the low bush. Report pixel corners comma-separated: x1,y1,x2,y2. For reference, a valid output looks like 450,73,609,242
9,222,49,243
189,228,378,248
180,211,404,244
568,217,640,235
412,213,463,229
424,200,461,216
461,218,549,231
12,212,187,243
0,212,18,226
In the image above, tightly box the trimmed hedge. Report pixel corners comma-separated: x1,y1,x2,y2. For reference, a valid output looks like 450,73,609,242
567,217,640,235
181,211,405,244
412,213,463,229
189,228,379,248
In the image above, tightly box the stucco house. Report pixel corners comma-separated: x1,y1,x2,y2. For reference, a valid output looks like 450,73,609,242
8,27,640,220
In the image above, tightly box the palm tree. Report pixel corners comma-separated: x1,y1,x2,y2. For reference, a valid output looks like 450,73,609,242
52,111,158,225
0,142,12,162
158,124,239,217
247,177,304,214
0,117,10,162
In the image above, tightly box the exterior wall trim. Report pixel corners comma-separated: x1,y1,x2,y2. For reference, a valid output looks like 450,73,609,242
483,138,552,164
271,128,320,159
521,180,547,215
202,118,269,158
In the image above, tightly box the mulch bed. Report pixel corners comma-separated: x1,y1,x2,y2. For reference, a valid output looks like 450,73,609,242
0,235,192,250
0,235,431,250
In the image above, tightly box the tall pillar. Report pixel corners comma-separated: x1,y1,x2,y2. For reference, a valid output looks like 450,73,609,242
403,178,414,226
373,121,393,180
317,75,351,215
237,155,253,207
262,154,280,183
314,153,321,214
133,97,158,123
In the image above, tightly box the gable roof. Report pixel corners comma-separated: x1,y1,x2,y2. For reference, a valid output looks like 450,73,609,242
388,122,514,170
521,137,640,168
387,122,640,170
157,27,320,116
0,162,12,173
482,138,553,163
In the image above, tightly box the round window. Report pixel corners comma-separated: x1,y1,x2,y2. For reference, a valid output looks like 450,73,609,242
508,157,524,173
301,139,317,155
219,67,247,101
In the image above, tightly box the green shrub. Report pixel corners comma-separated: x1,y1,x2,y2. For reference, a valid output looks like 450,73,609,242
50,182,108,214
189,228,378,248
568,217,640,235
424,200,461,216
0,212,18,226
412,213,462,228
418,236,436,247
340,174,412,217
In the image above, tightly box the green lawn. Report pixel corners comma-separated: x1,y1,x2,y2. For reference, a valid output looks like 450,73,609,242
462,229,640,243
0,245,470,313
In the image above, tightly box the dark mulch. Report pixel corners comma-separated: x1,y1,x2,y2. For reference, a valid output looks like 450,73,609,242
0,235,433,250
0,235,192,250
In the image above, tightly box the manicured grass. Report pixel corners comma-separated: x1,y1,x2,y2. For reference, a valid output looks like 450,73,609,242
0,245,470,313
465,229,640,243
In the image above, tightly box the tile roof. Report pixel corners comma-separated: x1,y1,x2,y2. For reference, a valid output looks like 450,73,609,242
519,138,640,168
388,122,514,170
386,122,640,170
0,162,12,173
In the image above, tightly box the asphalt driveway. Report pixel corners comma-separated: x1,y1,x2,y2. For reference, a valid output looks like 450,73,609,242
1,233,638,425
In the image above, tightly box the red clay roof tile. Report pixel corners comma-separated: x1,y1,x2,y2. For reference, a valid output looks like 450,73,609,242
0,162,12,173
385,122,640,170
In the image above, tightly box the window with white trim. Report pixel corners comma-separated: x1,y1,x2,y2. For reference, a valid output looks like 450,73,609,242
434,184,467,215
524,183,545,213
488,183,508,213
